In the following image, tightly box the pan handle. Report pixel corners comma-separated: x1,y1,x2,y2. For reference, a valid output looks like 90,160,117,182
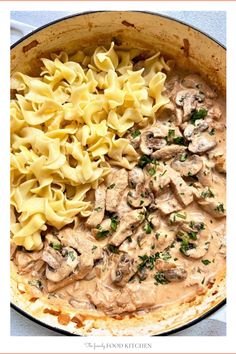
11,20,35,44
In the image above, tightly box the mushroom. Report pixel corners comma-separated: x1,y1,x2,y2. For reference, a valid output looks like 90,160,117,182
151,145,187,160
128,167,145,188
177,224,211,259
188,134,217,154
175,89,205,120
163,267,187,282
183,120,209,141
43,246,79,283
127,183,154,208
182,74,217,99
140,130,167,155
171,154,203,177
111,254,136,287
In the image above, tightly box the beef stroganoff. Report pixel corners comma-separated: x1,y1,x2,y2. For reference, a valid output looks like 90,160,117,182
10,43,226,331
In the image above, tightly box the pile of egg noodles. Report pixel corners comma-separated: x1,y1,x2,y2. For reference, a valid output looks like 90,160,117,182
10,43,170,250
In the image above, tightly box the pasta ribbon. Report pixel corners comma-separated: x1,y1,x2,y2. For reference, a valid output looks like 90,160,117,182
10,42,170,250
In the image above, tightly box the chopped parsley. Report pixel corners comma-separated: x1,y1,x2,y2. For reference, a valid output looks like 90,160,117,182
190,108,208,125
68,251,76,261
96,229,110,240
208,128,215,136
94,207,102,212
138,253,158,271
144,221,154,234
137,155,153,168
107,183,115,190
201,188,215,199
173,136,186,145
215,203,225,213
188,231,198,240
92,245,97,251
28,279,43,290
176,213,187,220
131,130,141,138
179,152,188,162
49,242,62,251
148,167,156,176
52,228,59,236
107,244,119,254
160,169,167,176
189,221,205,231
168,129,175,138
110,215,118,232
154,271,170,285
202,259,211,265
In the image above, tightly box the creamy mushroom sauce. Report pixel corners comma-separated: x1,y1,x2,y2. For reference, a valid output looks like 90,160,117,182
12,68,226,318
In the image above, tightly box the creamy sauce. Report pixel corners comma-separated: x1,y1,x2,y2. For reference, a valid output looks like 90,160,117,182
12,67,226,319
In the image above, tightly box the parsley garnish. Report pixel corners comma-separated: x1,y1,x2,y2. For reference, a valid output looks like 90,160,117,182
202,259,211,265
215,203,225,213
173,137,186,145
179,152,188,162
28,279,43,290
154,271,170,285
201,188,215,199
107,183,115,190
68,251,76,261
190,108,208,125
131,130,141,138
137,155,153,168
107,244,119,254
96,230,110,239
144,221,154,234
49,242,62,251
94,207,102,212
110,215,118,232
148,167,156,176
209,128,215,136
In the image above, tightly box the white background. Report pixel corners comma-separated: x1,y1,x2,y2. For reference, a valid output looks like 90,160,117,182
1,1,236,353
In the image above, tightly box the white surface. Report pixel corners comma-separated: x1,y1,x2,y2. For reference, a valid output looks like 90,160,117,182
10,10,226,336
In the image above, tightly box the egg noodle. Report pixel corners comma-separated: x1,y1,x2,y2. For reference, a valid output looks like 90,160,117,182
10,43,170,251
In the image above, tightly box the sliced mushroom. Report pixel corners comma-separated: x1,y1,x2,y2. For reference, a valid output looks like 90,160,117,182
152,145,187,160
177,225,211,259
182,74,217,99
175,89,205,120
171,154,203,177
111,254,136,287
163,267,187,282
128,167,145,188
43,246,79,283
127,183,154,208
188,134,217,154
109,209,145,246
183,120,209,141
140,130,167,155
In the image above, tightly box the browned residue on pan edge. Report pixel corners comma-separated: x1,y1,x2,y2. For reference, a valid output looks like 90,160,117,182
23,40,39,53
181,38,190,57
122,20,135,28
